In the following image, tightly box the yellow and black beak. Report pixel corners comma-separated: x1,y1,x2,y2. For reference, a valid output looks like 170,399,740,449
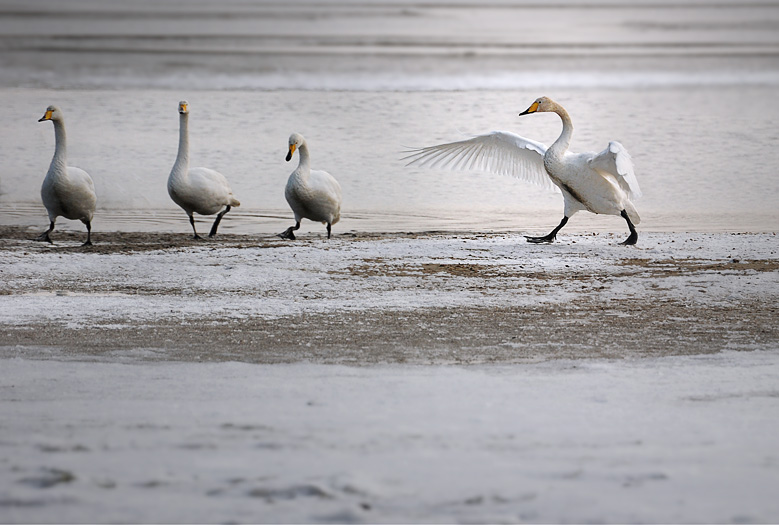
38,109,53,122
286,143,296,162
519,101,539,116
179,103,188,113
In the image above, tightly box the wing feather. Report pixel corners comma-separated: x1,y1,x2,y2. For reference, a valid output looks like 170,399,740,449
458,144,481,170
404,131,555,191
588,141,642,199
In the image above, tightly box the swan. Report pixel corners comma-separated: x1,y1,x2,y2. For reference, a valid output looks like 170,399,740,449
279,133,342,240
405,96,642,245
168,100,240,239
37,105,97,246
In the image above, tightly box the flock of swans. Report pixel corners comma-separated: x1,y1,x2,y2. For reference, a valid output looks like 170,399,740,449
36,96,641,247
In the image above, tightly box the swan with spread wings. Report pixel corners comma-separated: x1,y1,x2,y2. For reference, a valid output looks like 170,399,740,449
405,96,642,245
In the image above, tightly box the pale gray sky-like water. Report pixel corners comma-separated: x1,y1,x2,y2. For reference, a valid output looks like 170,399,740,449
1,0,778,233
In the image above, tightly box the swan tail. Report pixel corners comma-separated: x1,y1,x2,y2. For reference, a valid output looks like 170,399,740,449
229,196,241,207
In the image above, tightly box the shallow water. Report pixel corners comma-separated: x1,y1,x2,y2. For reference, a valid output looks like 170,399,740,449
3,0,779,92
1,1,778,234
2,87,777,234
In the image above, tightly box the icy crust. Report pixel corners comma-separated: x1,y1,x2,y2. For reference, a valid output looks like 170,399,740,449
0,351,778,523
0,232,777,328
1,231,777,523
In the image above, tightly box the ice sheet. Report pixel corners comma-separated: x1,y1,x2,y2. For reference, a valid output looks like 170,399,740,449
1,351,778,523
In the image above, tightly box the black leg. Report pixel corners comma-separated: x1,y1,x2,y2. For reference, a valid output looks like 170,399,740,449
36,220,55,244
82,220,92,246
189,214,202,240
278,221,300,240
525,216,569,244
620,210,638,245
209,205,231,238
326,223,332,239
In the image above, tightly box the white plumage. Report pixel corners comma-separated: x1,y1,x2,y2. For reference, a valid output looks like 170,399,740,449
37,105,97,246
279,133,342,240
168,100,240,239
405,96,642,245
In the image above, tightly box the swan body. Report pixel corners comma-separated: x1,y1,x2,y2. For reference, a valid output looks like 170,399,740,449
279,133,342,240
168,100,240,239
37,105,97,246
405,96,642,244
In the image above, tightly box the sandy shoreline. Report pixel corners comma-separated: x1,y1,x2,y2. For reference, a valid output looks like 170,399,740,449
2,225,777,363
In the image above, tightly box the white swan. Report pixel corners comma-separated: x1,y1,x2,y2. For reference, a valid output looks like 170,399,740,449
405,96,642,245
279,133,342,240
168,100,240,239
37,105,97,246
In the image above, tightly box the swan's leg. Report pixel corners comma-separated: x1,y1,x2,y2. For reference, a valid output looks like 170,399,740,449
278,221,300,240
189,214,202,240
82,220,92,246
208,205,231,238
326,223,332,239
525,216,569,244
620,210,638,245
36,220,55,244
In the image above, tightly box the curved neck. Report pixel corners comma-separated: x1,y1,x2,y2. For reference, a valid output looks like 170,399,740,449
175,113,189,168
296,141,311,174
49,119,68,170
549,104,574,155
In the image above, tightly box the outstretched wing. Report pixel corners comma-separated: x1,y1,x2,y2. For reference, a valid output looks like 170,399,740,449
588,141,642,199
403,131,555,191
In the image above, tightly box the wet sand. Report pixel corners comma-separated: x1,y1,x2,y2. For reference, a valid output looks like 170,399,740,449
2,226,777,364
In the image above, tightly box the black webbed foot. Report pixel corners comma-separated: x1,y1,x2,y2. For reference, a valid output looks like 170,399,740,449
278,227,296,240
525,217,568,245
36,232,53,244
525,234,556,244
620,232,638,246
36,221,55,244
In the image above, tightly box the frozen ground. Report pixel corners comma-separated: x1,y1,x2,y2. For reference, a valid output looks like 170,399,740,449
0,227,777,361
1,353,779,524
0,228,778,522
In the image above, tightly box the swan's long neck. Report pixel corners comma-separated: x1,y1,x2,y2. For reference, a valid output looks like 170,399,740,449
295,141,312,178
549,103,574,155
172,112,190,176
48,119,68,173
543,103,574,177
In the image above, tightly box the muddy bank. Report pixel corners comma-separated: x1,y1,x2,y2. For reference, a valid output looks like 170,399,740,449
2,300,777,364
2,226,777,364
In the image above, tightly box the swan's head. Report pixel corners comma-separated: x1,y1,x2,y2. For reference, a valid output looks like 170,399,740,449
38,105,63,123
519,96,556,116
178,100,189,115
286,132,305,162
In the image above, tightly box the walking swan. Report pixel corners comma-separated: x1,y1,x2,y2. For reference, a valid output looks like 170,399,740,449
168,101,240,239
37,105,97,246
405,97,642,245
279,133,342,240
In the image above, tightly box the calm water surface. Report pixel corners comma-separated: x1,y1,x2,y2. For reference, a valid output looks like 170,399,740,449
1,1,778,234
